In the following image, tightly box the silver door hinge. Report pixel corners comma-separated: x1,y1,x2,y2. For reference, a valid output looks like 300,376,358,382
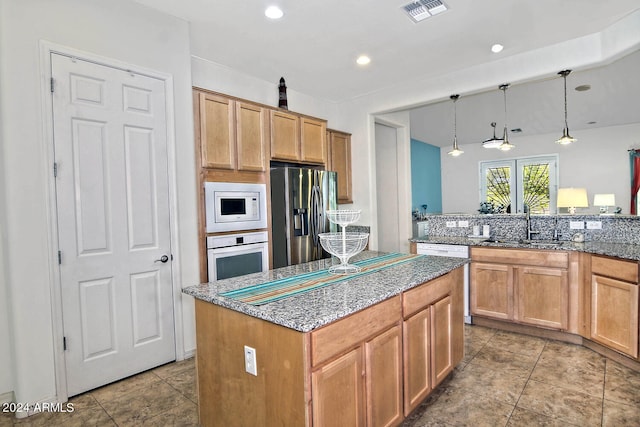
53,162,58,177
63,336,67,351
58,250,62,265
50,77,55,93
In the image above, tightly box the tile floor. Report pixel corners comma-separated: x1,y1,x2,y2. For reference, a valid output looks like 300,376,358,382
1,325,639,426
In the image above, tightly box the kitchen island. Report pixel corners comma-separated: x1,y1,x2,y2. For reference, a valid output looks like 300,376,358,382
183,251,467,427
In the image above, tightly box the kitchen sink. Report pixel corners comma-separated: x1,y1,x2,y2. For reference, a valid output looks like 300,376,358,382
483,239,564,246
527,240,564,246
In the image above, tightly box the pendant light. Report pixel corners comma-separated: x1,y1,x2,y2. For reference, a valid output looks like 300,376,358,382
498,83,515,151
556,69,577,145
447,94,464,157
482,122,503,148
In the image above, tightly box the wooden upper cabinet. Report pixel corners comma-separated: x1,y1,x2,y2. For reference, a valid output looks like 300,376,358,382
199,92,235,170
328,129,353,204
270,110,301,162
270,110,327,164
236,102,268,172
300,117,327,164
196,91,267,172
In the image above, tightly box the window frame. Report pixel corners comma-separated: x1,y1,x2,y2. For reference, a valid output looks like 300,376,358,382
479,154,559,214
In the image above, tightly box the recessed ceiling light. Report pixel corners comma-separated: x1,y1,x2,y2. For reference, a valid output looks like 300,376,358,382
491,44,504,53
265,6,284,19
575,84,591,92
356,55,371,66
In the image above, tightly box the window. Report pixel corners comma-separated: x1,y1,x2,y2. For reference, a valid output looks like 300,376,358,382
480,155,558,214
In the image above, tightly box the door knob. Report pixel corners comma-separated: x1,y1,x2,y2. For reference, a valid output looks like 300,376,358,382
155,255,169,263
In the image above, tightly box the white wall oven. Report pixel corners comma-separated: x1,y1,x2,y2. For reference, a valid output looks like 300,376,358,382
205,182,267,233
207,231,269,282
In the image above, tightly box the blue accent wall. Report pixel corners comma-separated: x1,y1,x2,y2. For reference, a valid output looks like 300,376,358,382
411,139,442,214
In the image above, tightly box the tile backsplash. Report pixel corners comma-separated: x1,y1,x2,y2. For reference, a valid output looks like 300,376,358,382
415,214,640,245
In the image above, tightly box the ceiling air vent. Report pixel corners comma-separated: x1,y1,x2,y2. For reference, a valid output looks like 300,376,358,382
403,0,448,23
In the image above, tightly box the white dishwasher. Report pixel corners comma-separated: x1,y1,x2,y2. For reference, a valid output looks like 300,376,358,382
416,243,471,324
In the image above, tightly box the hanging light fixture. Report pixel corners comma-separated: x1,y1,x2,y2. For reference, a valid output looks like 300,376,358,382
556,69,577,145
498,83,515,151
482,122,503,148
447,94,464,157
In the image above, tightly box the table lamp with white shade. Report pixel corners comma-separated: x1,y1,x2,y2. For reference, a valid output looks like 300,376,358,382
593,194,616,215
557,188,589,214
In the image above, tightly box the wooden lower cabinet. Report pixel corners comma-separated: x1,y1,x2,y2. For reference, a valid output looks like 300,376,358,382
470,262,512,320
431,296,453,386
517,266,568,330
403,308,431,413
312,347,365,427
365,325,403,427
402,271,461,416
312,324,403,427
194,268,465,427
470,248,569,331
591,274,639,358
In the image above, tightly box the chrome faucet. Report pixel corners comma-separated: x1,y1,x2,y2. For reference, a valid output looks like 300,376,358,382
552,217,560,241
526,212,539,240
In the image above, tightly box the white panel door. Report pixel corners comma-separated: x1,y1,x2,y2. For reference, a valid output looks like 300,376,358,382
51,53,175,396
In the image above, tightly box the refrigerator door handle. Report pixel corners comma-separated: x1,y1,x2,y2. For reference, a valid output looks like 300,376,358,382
310,185,321,246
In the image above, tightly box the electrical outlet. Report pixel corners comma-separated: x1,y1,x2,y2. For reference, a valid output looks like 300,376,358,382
458,220,469,228
586,221,602,230
244,345,257,376
569,221,584,230
446,221,457,228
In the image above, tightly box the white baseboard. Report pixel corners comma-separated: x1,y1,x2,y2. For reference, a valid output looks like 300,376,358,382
0,391,13,405
180,348,196,360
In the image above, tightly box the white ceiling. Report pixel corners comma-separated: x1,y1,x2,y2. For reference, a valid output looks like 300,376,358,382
131,0,640,144
410,49,640,146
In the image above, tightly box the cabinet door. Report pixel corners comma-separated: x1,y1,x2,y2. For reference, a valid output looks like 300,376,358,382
365,325,403,427
199,92,235,169
403,308,431,416
470,262,513,320
591,275,639,358
312,347,365,427
270,110,300,161
236,102,267,172
300,117,327,164
329,130,353,204
516,267,569,330
431,295,453,387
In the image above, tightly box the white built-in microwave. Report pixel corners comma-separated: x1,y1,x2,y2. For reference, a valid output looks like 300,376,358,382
205,182,267,233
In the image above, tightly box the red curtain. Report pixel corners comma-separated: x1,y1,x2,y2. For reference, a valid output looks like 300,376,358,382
631,150,640,215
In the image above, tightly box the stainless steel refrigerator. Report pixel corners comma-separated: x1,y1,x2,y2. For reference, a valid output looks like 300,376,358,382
271,166,338,268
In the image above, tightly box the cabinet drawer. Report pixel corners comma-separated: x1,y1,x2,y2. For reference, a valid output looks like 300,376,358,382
403,273,451,318
591,255,638,283
311,296,401,366
471,247,568,269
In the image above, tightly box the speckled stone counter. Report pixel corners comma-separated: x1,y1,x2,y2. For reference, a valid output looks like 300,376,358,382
410,236,640,261
410,214,640,261
182,250,466,332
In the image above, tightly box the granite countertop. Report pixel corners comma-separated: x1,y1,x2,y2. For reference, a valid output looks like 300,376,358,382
410,236,640,261
182,250,467,333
